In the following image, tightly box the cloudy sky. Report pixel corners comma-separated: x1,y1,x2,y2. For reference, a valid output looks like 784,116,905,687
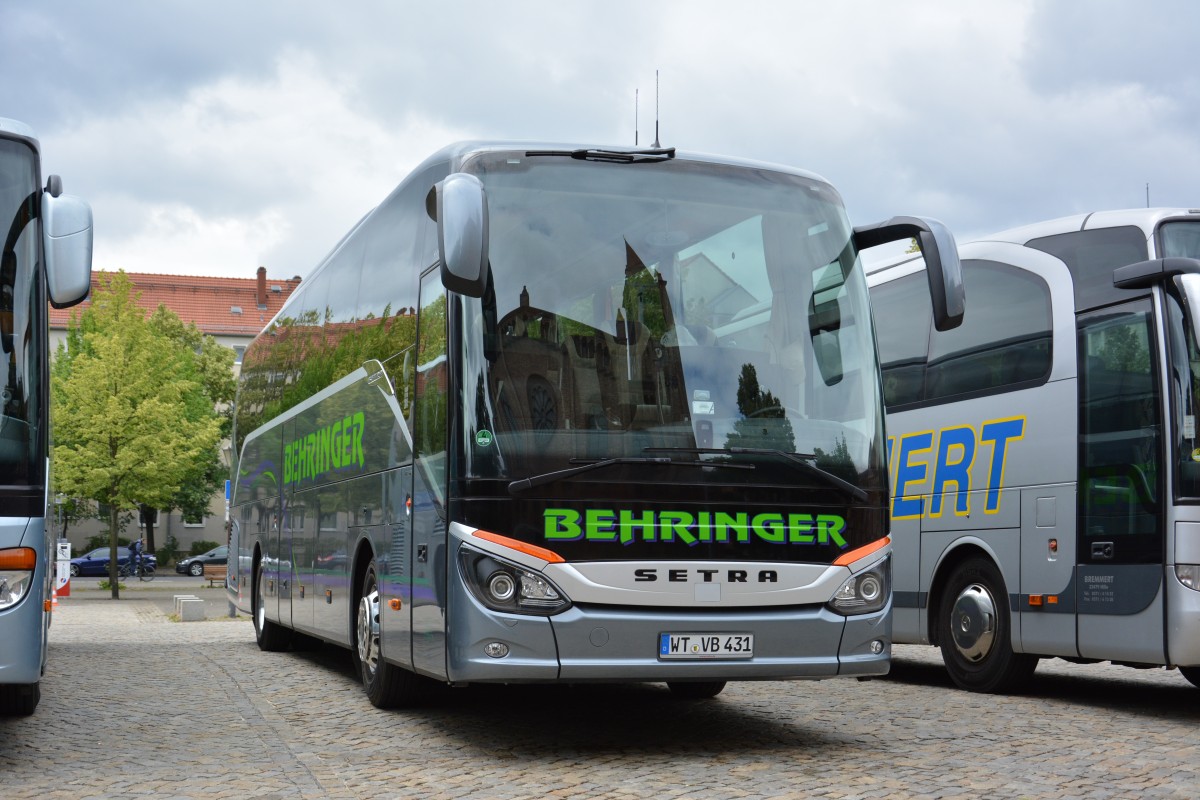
3,1,1198,280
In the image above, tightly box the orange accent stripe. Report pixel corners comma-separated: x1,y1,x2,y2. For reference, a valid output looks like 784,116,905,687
472,530,565,564
832,537,890,567
0,548,36,570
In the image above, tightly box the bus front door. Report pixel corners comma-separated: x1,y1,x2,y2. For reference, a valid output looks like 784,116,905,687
1075,302,1167,664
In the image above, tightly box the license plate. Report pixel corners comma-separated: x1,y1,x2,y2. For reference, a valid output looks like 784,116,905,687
659,633,754,660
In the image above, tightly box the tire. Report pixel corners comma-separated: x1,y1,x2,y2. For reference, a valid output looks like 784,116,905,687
937,557,1038,693
667,681,727,700
0,682,39,716
254,564,292,652
117,563,131,579
1181,667,1200,689
140,563,155,581
189,562,204,577
356,561,421,708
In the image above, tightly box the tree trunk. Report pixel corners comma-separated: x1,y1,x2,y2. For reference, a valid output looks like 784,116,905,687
108,506,120,600
141,504,157,555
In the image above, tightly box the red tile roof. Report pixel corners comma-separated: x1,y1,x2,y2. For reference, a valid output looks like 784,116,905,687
48,270,302,338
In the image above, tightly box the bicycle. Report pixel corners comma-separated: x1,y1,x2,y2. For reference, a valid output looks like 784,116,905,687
118,558,156,581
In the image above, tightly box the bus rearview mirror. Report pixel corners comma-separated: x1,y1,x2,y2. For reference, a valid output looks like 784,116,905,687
42,183,93,308
436,173,489,298
853,215,964,331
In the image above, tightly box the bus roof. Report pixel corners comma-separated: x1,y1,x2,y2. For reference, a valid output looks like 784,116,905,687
978,208,1200,245
866,207,1200,282
0,118,39,149
425,140,831,186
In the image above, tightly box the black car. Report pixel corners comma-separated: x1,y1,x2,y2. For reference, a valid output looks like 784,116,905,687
175,545,228,576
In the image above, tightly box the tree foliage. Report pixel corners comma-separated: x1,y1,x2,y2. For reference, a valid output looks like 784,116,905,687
51,271,226,598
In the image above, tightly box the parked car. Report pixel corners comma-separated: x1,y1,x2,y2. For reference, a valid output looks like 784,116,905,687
175,545,228,577
69,547,157,577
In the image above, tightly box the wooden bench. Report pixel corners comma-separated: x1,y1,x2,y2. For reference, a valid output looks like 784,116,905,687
202,563,225,588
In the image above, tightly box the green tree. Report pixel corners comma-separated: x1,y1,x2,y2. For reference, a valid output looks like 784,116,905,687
51,272,223,598
145,305,236,546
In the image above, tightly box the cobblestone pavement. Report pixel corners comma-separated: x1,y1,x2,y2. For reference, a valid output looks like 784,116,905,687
3,591,1199,799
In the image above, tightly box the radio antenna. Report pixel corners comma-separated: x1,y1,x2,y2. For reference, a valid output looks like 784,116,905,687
635,88,639,146
652,70,661,148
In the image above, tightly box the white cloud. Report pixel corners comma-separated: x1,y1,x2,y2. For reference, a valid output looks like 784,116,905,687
14,0,1200,276
47,50,468,278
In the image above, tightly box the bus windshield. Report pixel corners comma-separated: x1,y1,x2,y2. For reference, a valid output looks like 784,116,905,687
1160,220,1200,259
457,152,884,500
0,137,44,489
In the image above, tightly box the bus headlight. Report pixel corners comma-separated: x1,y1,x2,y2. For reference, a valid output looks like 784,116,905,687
0,547,37,610
1176,564,1200,591
460,547,571,616
827,556,891,616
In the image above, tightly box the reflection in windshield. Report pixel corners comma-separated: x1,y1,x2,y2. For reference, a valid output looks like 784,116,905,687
458,153,884,497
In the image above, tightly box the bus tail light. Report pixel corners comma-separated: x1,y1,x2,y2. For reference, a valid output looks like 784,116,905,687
827,556,891,616
1176,564,1200,591
459,546,571,616
0,547,37,610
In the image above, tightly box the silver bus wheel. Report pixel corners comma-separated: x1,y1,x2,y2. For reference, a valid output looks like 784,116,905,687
938,557,1037,694
356,561,421,708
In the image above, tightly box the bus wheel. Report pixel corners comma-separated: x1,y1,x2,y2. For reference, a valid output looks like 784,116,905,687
254,564,292,652
0,682,39,716
356,561,420,708
1180,667,1200,689
938,557,1037,693
667,681,726,699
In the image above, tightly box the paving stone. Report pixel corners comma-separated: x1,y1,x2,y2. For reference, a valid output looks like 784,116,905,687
2,588,1198,799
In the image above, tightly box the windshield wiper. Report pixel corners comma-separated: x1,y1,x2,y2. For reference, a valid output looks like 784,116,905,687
525,147,676,164
507,455,751,495
646,447,869,503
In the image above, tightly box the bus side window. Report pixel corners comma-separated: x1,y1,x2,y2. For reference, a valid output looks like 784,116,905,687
872,260,1052,410
871,272,932,409
925,261,1052,402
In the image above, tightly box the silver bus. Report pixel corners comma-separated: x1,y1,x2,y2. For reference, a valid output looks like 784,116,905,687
0,118,92,715
868,207,1200,692
228,142,963,706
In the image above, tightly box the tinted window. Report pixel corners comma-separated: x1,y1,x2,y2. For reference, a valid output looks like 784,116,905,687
871,260,1052,409
1027,226,1147,311
1159,220,1200,259
926,261,1052,402
0,137,45,493
1078,302,1162,562
871,271,932,408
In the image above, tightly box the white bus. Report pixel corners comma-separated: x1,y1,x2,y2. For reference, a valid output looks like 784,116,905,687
228,142,963,706
0,118,92,715
868,208,1200,692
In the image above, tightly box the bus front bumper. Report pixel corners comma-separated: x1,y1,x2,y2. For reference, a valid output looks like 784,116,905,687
446,599,891,683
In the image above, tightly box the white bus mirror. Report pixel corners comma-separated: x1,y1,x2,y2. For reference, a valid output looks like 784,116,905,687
436,173,489,298
42,183,93,308
853,216,964,331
